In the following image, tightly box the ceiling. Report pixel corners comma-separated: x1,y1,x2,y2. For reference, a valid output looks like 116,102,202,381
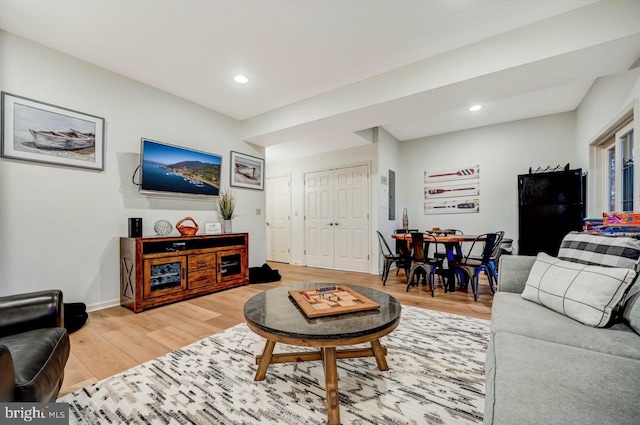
1,0,639,162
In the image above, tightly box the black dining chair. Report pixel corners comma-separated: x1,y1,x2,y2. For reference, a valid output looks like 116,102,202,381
426,229,466,292
487,231,505,285
429,228,463,262
377,231,409,285
394,229,417,276
456,233,500,301
463,231,505,288
406,232,442,295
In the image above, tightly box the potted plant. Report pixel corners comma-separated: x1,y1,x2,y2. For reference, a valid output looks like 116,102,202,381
218,188,236,233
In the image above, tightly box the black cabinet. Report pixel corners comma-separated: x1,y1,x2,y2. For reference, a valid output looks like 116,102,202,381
518,169,585,256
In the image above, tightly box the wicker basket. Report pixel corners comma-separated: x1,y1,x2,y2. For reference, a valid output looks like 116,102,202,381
176,216,199,236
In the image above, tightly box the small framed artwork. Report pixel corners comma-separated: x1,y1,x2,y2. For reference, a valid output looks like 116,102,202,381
230,151,264,190
424,179,480,199
1,92,105,170
425,165,479,183
205,222,222,235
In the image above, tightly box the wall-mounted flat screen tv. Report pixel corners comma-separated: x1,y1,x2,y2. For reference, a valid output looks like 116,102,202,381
140,138,221,196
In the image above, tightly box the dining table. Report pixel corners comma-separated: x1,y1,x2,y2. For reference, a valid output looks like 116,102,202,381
391,232,481,292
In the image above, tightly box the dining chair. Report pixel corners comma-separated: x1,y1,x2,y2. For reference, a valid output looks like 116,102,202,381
487,231,505,285
425,229,465,292
430,228,463,262
377,231,408,285
464,231,504,287
456,233,499,301
393,229,417,276
406,232,441,295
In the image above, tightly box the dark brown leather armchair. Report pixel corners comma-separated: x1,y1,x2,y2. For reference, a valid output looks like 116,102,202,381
0,290,70,402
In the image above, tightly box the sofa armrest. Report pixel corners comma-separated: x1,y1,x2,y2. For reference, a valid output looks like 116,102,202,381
0,345,15,401
498,255,537,294
0,290,64,338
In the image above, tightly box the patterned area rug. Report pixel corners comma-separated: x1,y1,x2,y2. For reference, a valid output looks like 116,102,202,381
59,306,489,424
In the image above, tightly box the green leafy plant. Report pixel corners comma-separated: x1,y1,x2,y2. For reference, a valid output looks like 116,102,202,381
218,188,236,220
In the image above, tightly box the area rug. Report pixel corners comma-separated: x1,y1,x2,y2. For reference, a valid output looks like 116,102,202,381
59,306,489,424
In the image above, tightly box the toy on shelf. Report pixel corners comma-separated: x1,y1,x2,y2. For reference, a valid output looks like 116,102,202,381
603,212,640,226
583,217,604,232
585,213,640,236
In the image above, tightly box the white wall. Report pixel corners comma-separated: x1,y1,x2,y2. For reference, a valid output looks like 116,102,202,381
375,127,402,270
574,67,640,217
399,113,577,253
0,31,266,309
266,142,376,270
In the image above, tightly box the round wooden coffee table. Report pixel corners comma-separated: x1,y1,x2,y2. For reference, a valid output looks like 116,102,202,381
243,283,401,425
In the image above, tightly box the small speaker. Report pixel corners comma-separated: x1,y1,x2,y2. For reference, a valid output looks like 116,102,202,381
128,218,142,238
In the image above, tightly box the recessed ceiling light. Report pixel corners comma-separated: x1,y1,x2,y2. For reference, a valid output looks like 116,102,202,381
469,105,482,112
234,74,248,84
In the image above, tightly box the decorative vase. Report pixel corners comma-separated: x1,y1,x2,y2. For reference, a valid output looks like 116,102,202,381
223,219,233,233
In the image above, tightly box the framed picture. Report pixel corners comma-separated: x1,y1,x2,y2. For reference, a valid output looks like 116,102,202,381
230,151,264,190
204,222,222,235
1,92,105,170
425,165,479,183
424,179,480,199
424,198,480,214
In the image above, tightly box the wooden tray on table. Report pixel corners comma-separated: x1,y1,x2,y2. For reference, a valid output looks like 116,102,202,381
288,285,380,318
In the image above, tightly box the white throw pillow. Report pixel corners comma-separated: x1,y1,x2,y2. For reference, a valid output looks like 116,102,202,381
522,252,636,327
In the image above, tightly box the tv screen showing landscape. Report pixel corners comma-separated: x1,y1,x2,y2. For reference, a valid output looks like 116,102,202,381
140,138,221,196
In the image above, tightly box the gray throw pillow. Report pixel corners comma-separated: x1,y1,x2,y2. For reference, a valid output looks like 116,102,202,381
557,231,640,271
522,253,636,327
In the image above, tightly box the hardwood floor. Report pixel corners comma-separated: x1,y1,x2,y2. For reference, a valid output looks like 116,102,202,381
59,262,493,397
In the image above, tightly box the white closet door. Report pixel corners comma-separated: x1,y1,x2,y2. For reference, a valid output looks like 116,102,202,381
266,175,291,263
304,165,370,272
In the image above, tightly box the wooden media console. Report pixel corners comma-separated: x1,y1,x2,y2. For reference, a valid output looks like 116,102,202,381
120,233,249,312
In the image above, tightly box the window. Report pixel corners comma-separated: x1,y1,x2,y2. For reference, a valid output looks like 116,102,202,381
589,104,638,216
592,114,635,214
620,124,634,211
605,122,634,212
607,145,615,212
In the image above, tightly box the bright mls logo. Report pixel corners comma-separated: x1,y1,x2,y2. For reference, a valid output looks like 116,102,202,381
1,403,68,424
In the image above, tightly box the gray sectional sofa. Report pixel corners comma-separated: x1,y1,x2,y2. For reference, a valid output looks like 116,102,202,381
484,255,640,425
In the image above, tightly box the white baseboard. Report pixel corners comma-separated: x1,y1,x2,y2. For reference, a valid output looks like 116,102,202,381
86,298,120,312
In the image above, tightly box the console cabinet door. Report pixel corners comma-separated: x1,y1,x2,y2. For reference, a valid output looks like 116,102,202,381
217,249,246,283
143,256,187,299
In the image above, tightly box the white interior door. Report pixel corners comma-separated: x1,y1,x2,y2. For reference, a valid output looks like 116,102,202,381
334,166,369,272
305,170,334,268
305,165,370,272
266,175,291,263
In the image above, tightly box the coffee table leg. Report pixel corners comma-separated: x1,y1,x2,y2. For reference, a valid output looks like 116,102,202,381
255,339,276,381
322,347,340,425
370,339,389,371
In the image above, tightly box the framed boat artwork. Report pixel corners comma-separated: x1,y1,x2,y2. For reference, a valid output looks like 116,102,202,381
230,150,264,190
1,92,105,170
